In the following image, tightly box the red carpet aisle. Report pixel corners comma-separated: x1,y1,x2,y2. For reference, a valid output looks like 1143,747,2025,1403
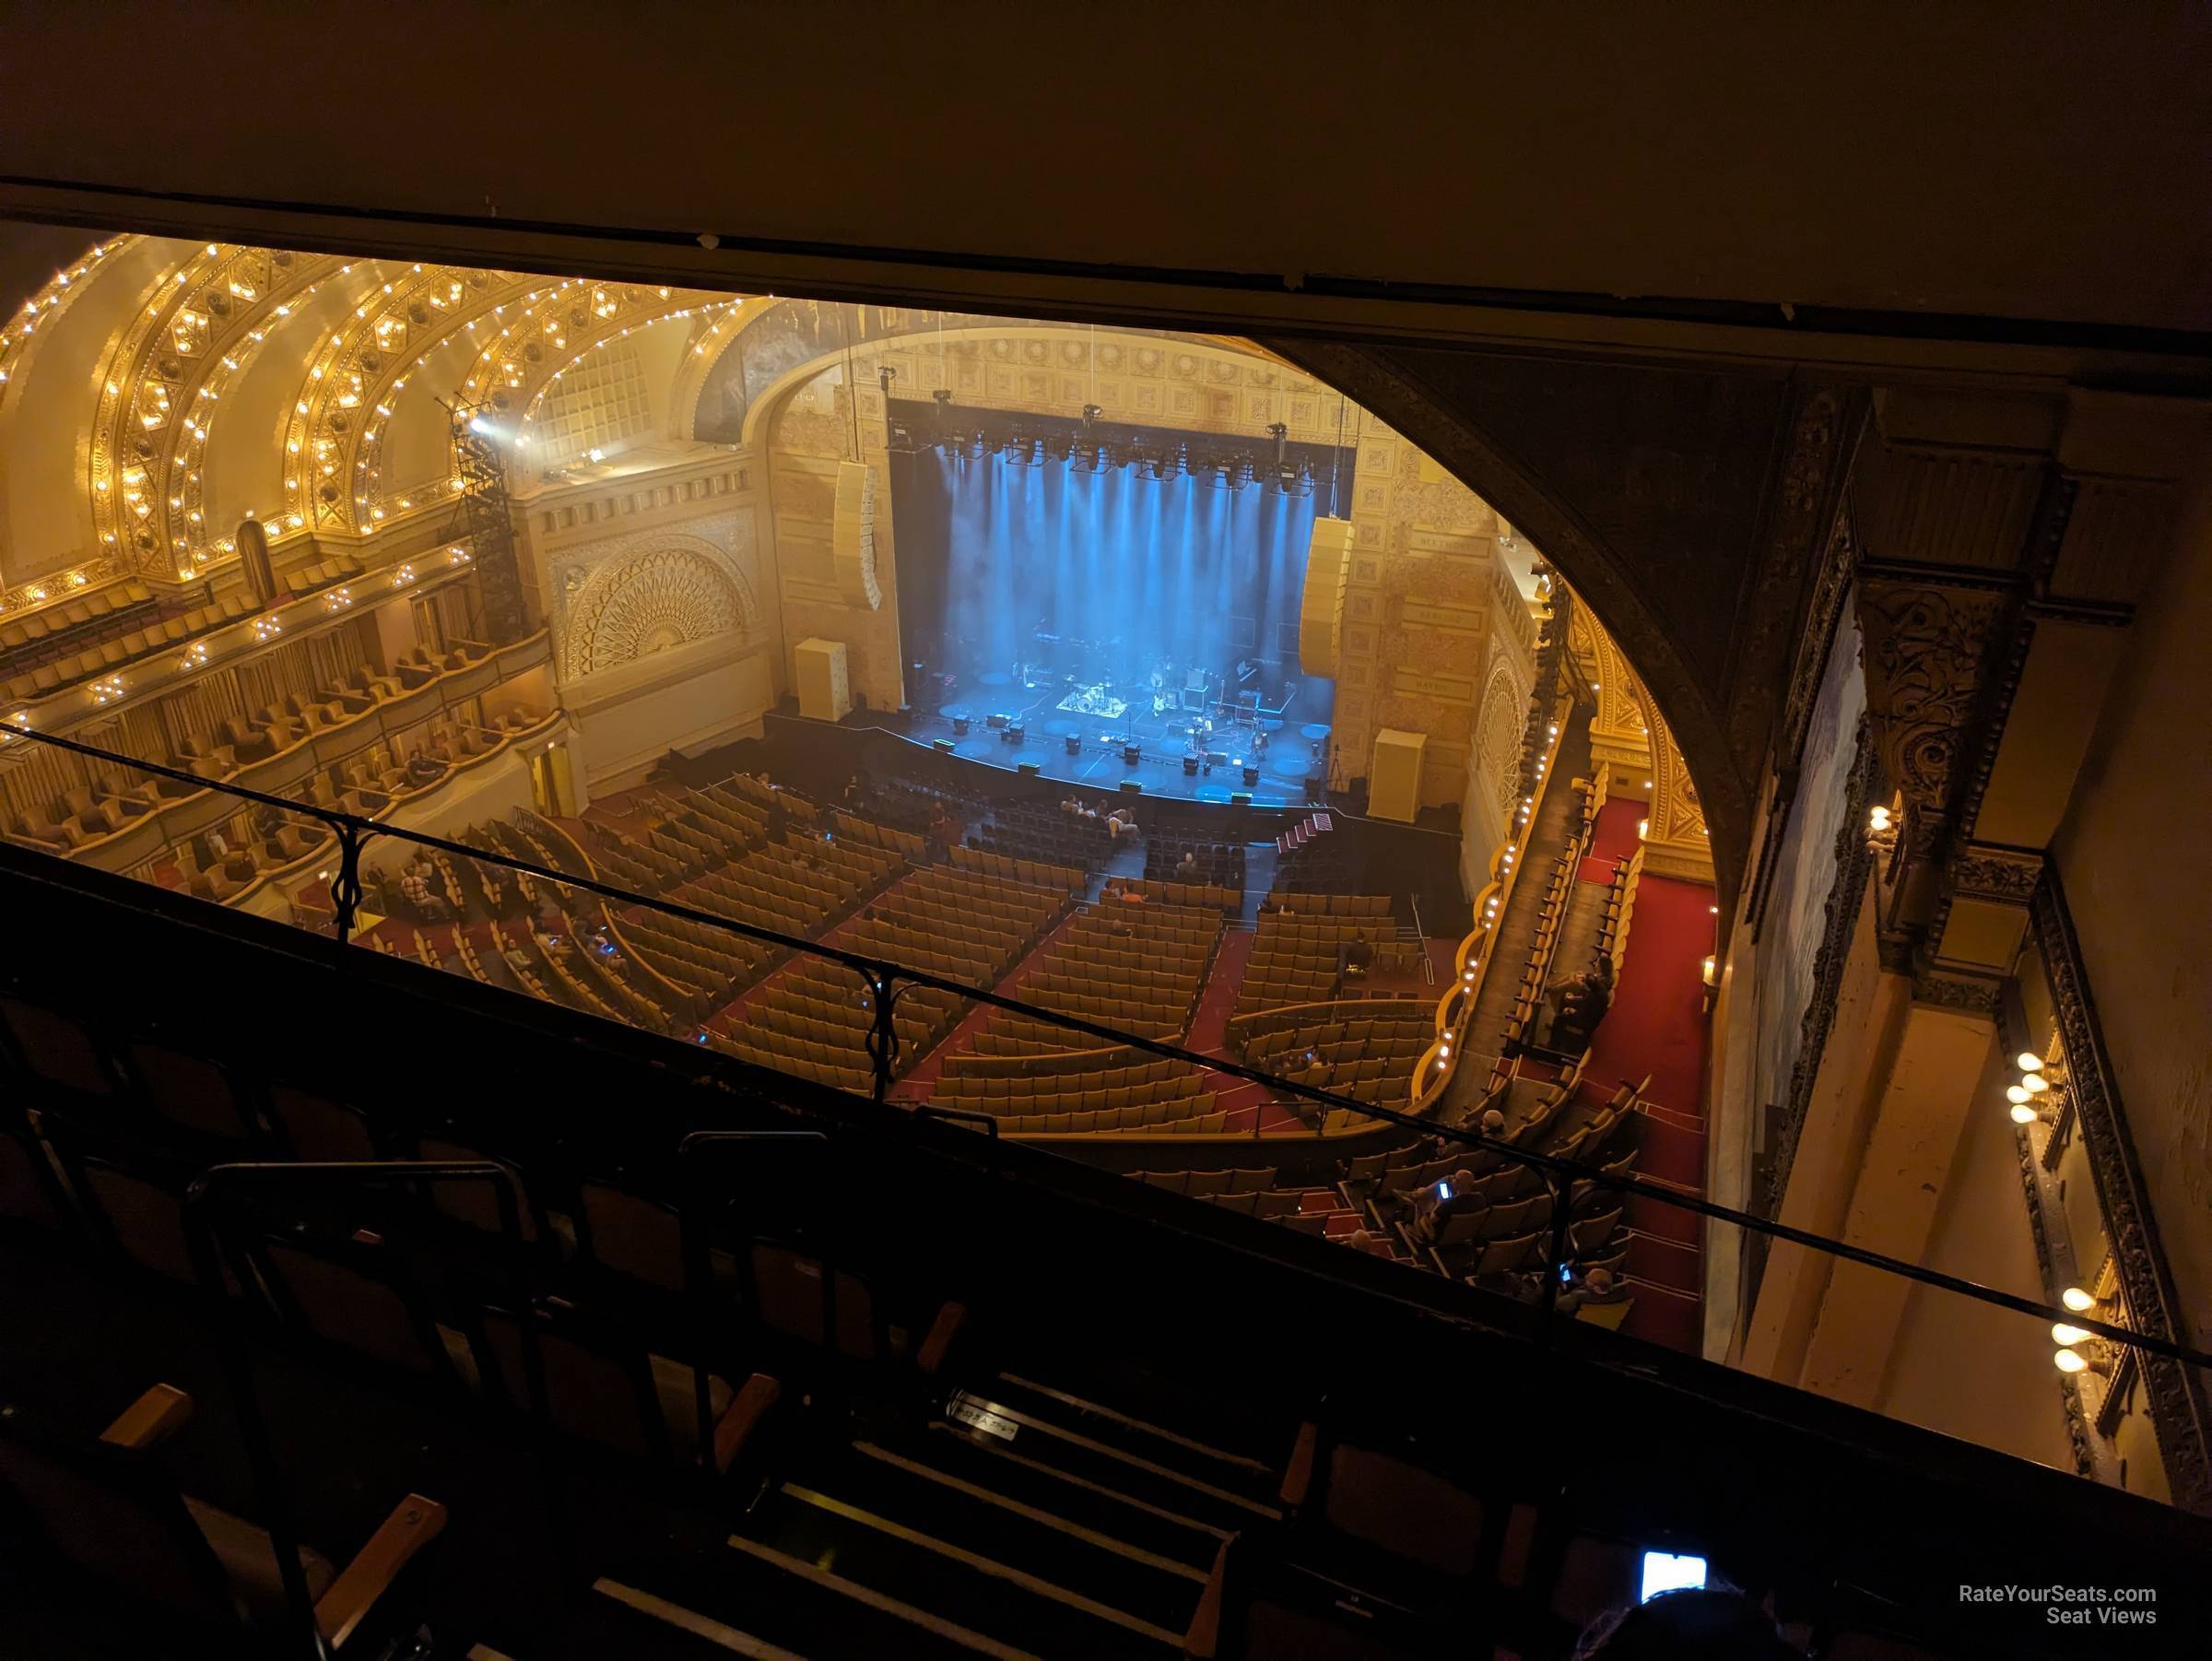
889,905,1095,1103
1581,796,1644,879
1580,870,1716,1352
1184,927,1256,1055
1182,929,1299,1132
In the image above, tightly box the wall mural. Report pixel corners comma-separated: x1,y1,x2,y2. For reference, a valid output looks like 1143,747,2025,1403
1751,603,1868,1167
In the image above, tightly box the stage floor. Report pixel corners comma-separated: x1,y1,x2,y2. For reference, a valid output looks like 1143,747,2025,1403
907,703,1331,807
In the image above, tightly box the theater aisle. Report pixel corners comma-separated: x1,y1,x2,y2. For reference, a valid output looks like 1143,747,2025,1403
1581,866,1716,1351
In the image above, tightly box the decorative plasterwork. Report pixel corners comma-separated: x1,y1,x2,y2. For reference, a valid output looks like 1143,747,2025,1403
1473,654,1528,832
1854,580,2010,857
557,522,759,680
1947,844,2045,904
1909,966,2002,1016
2031,878,2212,1514
1725,386,1858,769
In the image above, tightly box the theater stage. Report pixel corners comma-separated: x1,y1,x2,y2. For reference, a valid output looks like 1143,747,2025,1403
911,684,1331,809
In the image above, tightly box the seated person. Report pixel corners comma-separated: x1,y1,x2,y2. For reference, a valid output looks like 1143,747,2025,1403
1554,1265,1622,1315
404,748,447,787
1549,957,1616,1048
1335,938,1374,993
1175,850,1199,878
1411,1169,1481,1243
502,945,536,976
1575,1586,1806,1659
398,857,453,922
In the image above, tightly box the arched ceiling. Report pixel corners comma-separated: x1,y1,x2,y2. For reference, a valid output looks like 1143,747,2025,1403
0,236,1777,897
0,233,740,597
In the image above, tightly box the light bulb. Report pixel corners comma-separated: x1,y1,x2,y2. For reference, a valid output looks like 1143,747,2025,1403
2052,1323,2091,1347
2053,1349,2088,1375
2061,1287,2097,1313
2006,1085,2031,1104
2022,1073,2049,1094
2009,1104,2040,1125
1868,805,1892,832
2018,1053,2044,1073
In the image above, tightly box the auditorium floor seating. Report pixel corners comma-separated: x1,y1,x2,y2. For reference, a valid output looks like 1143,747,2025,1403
4,840,2207,1659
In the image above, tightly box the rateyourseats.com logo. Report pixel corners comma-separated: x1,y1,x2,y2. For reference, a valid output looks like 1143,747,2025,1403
1960,1585,2159,1628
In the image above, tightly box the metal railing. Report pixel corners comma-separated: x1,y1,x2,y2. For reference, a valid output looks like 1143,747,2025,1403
6,716,2210,1380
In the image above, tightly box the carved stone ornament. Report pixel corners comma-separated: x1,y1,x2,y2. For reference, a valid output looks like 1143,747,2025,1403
2032,878,2212,1514
1948,845,2045,902
1855,581,2009,845
1910,967,2002,1017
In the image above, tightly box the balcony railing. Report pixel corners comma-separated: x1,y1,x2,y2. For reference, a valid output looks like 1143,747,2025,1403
4,714,2206,1416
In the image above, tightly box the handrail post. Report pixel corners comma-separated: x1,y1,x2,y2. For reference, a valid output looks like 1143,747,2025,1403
864,967,900,1103
330,821,368,947
1539,1172,1575,1324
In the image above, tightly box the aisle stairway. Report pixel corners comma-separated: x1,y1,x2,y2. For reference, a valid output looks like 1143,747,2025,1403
565,1371,1293,1660
1450,705,1594,1101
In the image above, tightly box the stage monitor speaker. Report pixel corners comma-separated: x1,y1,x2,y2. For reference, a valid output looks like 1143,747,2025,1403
1242,763,1261,787
1018,760,1041,777
1182,755,1200,775
1122,743,1140,765
1230,791,1253,807
1005,722,1025,744
985,713,1008,730
1064,734,1081,755
932,738,956,754
952,716,971,736
1120,780,1143,795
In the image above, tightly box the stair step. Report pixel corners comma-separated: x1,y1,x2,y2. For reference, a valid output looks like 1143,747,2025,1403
751,1481,1182,1657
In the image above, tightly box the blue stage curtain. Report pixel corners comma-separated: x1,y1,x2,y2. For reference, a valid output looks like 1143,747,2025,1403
893,448,1328,700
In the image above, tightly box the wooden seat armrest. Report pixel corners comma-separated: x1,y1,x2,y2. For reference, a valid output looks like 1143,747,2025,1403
712,1373,782,1477
1279,1420,1319,1508
315,1493,446,1651
1183,1538,1229,1658
100,1384,194,1451
916,1301,968,1379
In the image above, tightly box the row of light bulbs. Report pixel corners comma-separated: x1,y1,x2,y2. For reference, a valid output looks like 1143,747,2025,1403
2002,1043,2119,1377
1436,713,1565,1078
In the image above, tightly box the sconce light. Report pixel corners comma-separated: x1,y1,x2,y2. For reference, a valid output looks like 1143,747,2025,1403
2053,1346,2113,1378
1868,804,1892,833
2061,1286,2102,1315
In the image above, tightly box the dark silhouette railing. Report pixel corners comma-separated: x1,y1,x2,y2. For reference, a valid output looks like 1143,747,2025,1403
6,717,2210,1382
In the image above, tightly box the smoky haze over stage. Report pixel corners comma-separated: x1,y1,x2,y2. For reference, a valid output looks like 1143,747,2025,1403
888,404,1354,804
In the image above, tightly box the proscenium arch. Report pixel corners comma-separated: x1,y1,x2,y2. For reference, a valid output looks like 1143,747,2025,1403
1277,337,1757,903
713,310,1750,896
